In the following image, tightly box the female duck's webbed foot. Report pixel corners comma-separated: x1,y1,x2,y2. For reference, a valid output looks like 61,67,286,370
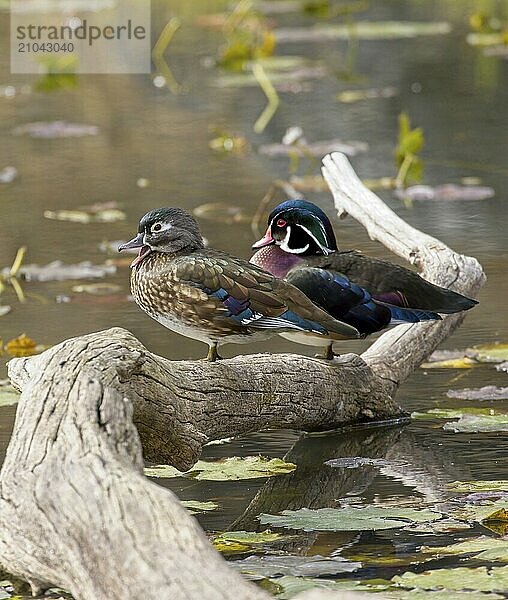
203,342,222,362
315,342,336,360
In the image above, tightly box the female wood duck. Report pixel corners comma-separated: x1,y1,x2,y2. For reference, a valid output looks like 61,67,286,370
119,207,361,361
250,199,477,358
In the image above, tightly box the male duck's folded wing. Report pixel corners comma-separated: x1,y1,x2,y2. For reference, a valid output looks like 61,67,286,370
310,251,478,314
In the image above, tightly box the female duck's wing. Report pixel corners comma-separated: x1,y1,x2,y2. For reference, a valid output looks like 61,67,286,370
174,253,359,339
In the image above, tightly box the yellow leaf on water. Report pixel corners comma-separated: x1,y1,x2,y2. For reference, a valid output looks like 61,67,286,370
4,334,48,357
484,508,508,523
5,333,37,357
469,343,508,363
421,357,477,369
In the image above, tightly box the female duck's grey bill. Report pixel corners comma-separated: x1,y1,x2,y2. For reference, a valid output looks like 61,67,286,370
118,233,151,267
118,233,145,252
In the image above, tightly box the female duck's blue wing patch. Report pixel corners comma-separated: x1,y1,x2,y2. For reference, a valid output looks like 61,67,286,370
210,287,327,333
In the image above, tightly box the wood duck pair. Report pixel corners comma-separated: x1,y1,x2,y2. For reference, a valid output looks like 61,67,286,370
250,199,477,358
120,203,476,361
119,207,360,361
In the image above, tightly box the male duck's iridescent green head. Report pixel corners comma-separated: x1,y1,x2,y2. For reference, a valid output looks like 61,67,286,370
252,199,337,256
119,207,204,266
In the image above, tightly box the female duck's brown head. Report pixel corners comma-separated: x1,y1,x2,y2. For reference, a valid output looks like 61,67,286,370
119,207,204,266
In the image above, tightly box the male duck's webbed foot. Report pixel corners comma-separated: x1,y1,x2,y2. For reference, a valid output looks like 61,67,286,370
203,342,222,362
315,342,336,360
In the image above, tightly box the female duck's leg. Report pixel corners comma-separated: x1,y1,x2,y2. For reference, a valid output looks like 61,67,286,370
205,341,222,362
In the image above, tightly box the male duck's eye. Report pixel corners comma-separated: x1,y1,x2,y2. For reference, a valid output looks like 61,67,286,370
276,218,287,228
152,223,162,232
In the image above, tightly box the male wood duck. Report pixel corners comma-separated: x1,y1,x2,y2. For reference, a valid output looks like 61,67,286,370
118,207,361,361
250,199,478,358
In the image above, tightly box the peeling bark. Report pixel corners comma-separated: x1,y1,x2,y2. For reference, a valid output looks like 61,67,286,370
0,153,485,599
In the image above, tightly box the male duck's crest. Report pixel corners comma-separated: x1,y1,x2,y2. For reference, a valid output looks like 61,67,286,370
253,199,337,256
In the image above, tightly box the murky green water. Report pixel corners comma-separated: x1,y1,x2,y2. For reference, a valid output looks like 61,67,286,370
1,0,507,595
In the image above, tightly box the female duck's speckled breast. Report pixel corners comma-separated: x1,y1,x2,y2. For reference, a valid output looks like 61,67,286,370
130,252,181,319
129,251,248,342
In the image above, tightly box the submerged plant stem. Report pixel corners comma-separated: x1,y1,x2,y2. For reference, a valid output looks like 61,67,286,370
9,277,26,303
395,152,415,190
9,246,26,277
252,62,280,134
152,18,186,94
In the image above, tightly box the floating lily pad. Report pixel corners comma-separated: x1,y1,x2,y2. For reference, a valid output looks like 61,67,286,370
449,481,508,493
13,121,99,138
180,500,219,515
344,544,427,567
188,457,296,481
469,343,508,364
44,208,125,224
214,530,282,545
421,536,508,562
411,407,501,420
230,554,361,580
0,387,20,407
386,591,504,600
145,457,296,481
467,32,506,47
337,87,397,103
407,518,472,534
144,464,183,479
259,138,368,158
12,261,116,282
259,506,441,532
193,202,247,224
395,184,494,202
447,386,508,401
71,283,122,295
442,413,508,433
392,565,508,592
411,407,508,432
270,575,374,600
213,530,283,554
427,349,467,361
0,166,17,184
324,457,389,468
450,500,508,524
275,21,452,43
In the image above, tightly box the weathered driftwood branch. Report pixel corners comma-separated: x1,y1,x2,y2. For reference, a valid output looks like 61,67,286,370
321,153,485,382
0,153,485,599
8,330,402,470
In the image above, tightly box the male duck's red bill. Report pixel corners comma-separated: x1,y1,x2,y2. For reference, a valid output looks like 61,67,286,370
252,226,274,248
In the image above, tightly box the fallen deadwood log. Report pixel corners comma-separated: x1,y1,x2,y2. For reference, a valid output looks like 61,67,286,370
0,153,485,599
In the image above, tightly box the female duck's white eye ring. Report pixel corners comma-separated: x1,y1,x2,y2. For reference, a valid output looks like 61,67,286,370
152,223,162,232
